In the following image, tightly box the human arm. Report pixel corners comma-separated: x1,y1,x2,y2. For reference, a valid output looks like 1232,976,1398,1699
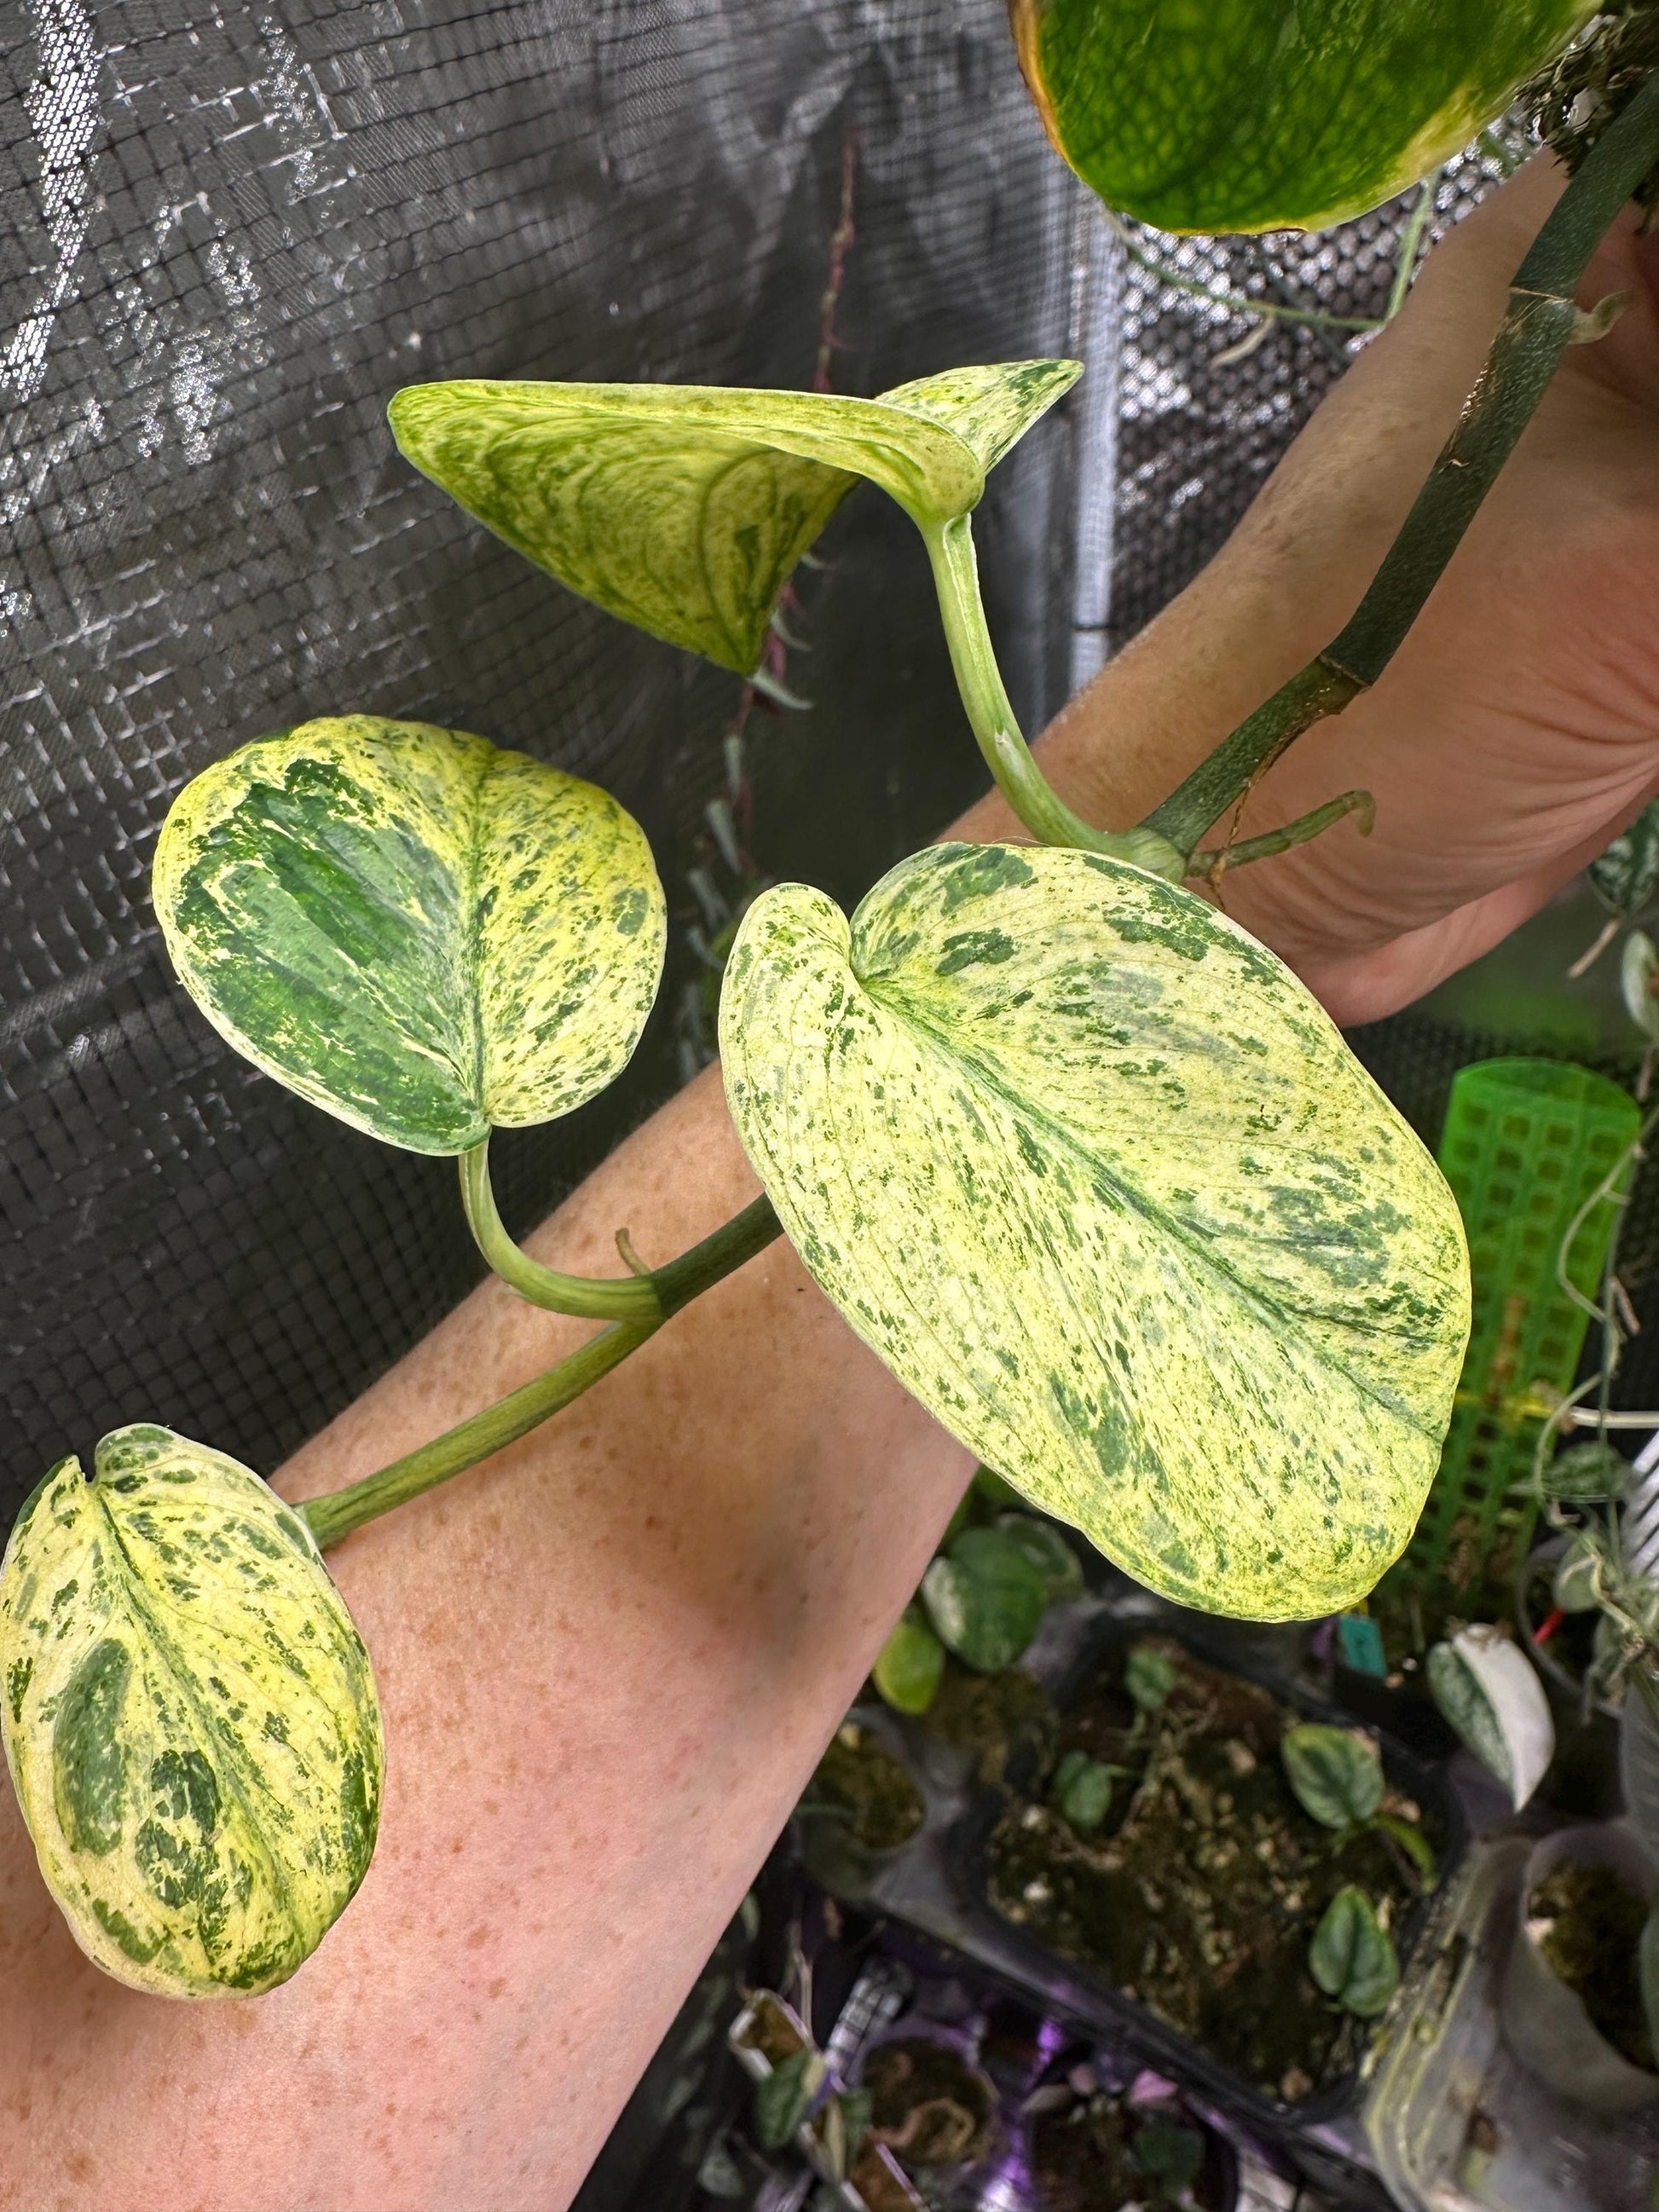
2,158,1658,2212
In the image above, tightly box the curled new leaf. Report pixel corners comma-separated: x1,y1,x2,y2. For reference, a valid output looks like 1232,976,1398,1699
155,716,665,1154
720,842,1469,1618
1010,0,1594,233
1309,1886,1399,2019
388,362,1079,673
0,1425,383,1997
1281,1724,1384,1830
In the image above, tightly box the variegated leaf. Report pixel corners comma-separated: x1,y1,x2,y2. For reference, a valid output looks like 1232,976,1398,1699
1426,1626,1553,1809
154,715,665,1154
1590,799,1659,918
1012,0,1594,233
720,841,1469,1619
0,1425,383,1998
387,362,1079,673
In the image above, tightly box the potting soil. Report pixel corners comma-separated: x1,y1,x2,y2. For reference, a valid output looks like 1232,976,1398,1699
1029,2094,1223,2212
809,1722,923,1851
987,1639,1427,2104
1531,1858,1658,2074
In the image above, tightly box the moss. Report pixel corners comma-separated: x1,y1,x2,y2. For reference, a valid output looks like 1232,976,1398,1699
1533,1860,1657,2073
987,1637,1425,2102
808,1724,922,1851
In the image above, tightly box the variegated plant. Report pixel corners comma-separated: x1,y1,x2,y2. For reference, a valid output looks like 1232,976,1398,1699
9,7,1658,2000
1,1427,382,1996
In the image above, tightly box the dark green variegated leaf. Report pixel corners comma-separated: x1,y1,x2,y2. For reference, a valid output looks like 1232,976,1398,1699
754,2045,827,2150
1281,1724,1384,1830
0,1425,383,1998
1309,1887,1399,2019
1131,2121,1205,2198
388,363,1078,673
921,1527,1048,1673
1052,1748,1113,1832
1011,0,1593,232
1426,1626,1553,1809
154,715,665,1154
996,1514,1084,1603
1538,1440,1631,1503
720,841,1469,1619
1592,800,1659,917
873,1609,946,1717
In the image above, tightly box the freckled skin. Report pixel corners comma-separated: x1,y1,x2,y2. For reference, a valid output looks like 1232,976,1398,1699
3,164,1659,2209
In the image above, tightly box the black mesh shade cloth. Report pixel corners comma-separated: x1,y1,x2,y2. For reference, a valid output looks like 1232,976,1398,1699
0,0,1610,1532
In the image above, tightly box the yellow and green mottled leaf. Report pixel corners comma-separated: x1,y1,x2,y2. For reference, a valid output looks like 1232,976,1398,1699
154,714,665,1155
0,1425,384,1998
1010,0,1593,233
387,361,1079,673
720,841,1470,1620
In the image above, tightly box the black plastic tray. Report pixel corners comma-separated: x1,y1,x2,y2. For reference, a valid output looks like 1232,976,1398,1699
942,1611,1468,2155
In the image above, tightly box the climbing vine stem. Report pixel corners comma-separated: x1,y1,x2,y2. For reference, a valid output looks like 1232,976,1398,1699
1144,66,1659,859
298,1192,781,1547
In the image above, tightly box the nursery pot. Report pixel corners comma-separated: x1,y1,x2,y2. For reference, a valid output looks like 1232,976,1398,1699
1500,1822,1659,2113
1517,1538,1623,1819
795,1709,927,1900
1620,1669,1659,1866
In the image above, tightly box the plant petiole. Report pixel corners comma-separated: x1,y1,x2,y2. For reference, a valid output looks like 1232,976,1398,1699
923,512,1187,881
300,1187,783,1547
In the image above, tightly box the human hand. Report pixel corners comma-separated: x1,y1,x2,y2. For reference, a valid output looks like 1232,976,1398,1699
1035,159,1659,1027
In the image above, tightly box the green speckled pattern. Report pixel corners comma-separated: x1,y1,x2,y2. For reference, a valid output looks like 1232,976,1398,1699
154,715,666,1155
720,842,1470,1620
0,1424,384,1998
1010,0,1593,232
387,363,1079,672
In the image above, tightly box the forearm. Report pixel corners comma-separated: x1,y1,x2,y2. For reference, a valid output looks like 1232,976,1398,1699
0,161,1591,2212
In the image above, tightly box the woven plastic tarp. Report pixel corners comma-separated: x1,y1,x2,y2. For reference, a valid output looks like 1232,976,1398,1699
0,0,1581,1532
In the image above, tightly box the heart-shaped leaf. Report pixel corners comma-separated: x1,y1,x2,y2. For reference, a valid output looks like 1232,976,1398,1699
719,841,1469,1618
873,1608,947,1717
921,1527,1049,1673
1052,1747,1113,1832
1592,799,1659,917
1426,1626,1554,1809
388,362,1078,673
1124,1641,1177,1716
1309,1886,1399,2019
1281,1724,1384,1829
1011,0,1593,232
1535,1440,1631,1503
996,1513,1084,1603
155,715,665,1155
0,1424,383,1997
